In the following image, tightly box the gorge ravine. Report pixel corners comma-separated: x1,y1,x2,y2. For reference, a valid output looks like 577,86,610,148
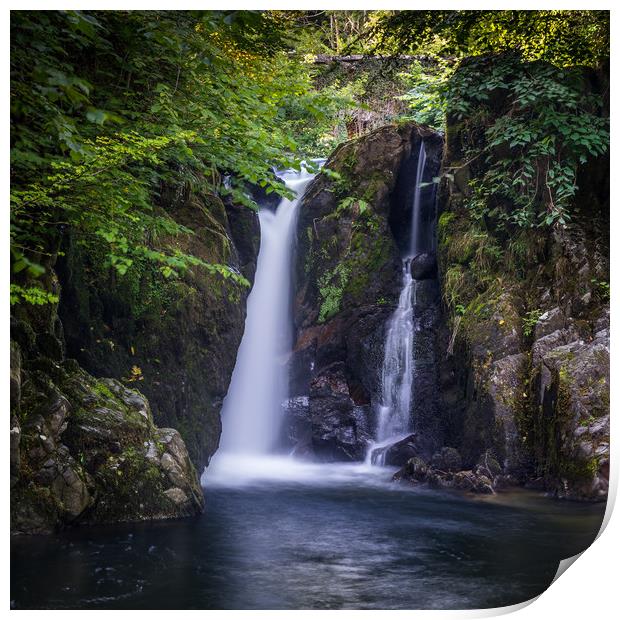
10,112,609,535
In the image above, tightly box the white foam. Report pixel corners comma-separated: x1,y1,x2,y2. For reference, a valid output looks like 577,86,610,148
203,453,394,489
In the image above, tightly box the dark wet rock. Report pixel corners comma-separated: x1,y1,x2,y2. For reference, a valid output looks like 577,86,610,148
307,365,372,461
531,328,579,364
287,339,319,399
414,279,441,308
284,364,372,462
393,455,496,495
56,188,260,472
532,327,610,500
453,471,495,494
410,253,437,280
247,176,285,212
224,200,260,281
310,404,371,462
475,449,502,479
10,417,21,489
534,307,566,340
290,122,443,459
282,395,313,455
34,332,64,362
494,474,520,489
397,456,429,480
431,447,462,472
595,307,610,333
487,353,528,474
10,341,22,488
439,295,525,471
371,434,428,467
10,340,22,411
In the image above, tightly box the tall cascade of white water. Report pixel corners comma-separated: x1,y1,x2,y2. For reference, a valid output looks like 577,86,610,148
216,167,316,456
371,141,427,461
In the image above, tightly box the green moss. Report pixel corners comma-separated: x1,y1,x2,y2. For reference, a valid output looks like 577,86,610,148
346,233,391,299
437,211,455,247
329,147,358,199
90,446,174,522
92,381,115,402
11,483,61,531
60,372,151,451
543,367,598,486
559,455,599,484
361,173,388,204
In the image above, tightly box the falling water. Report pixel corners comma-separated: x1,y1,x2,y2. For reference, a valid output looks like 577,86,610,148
371,141,427,463
216,167,316,456
375,260,416,443
410,141,427,257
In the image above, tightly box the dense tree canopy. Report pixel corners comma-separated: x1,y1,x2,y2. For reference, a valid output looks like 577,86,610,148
356,10,609,67
10,10,328,302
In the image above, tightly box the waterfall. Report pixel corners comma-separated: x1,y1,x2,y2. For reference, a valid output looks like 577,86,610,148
370,141,427,464
216,167,316,456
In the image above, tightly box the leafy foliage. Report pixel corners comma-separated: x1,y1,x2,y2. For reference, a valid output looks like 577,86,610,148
522,309,542,337
10,9,611,312
318,263,350,324
272,11,374,56
279,81,358,158
399,57,455,130
336,196,369,217
286,56,415,156
10,10,328,302
445,53,609,228
368,10,609,68
10,284,60,306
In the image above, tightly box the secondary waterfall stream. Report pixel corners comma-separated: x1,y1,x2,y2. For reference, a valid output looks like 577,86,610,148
409,140,428,257
370,141,428,462
375,261,415,443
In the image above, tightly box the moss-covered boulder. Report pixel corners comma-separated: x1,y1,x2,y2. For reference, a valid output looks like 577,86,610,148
11,341,204,535
393,451,496,495
532,328,609,500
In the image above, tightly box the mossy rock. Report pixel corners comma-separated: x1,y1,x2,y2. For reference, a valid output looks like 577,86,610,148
12,352,204,533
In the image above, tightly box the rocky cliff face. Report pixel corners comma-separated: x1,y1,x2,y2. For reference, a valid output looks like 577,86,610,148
286,87,608,502
287,123,443,460
436,65,609,500
56,187,259,472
